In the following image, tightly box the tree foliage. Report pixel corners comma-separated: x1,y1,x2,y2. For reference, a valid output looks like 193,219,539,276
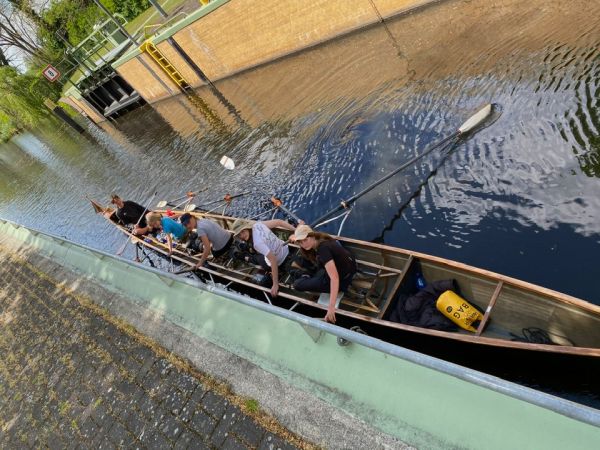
0,0,152,140
0,65,60,141
40,0,99,49
39,0,150,49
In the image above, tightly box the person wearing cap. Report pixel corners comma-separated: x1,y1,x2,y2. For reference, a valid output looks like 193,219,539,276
292,225,357,323
145,212,187,255
180,213,233,269
231,218,298,298
104,194,148,235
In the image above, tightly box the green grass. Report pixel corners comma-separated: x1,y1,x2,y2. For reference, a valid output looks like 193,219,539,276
59,400,71,416
244,398,259,413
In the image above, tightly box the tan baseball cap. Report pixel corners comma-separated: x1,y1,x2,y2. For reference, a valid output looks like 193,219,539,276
293,224,313,241
231,218,254,236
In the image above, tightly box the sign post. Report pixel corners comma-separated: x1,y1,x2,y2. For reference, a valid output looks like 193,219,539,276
42,65,61,82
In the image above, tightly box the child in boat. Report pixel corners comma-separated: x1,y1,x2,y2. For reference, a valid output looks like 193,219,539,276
180,213,234,269
231,218,297,298
292,225,357,323
145,212,186,255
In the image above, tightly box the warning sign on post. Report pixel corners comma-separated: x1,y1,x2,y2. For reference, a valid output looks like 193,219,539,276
42,65,61,82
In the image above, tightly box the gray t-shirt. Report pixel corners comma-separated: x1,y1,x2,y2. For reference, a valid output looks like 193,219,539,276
196,219,231,251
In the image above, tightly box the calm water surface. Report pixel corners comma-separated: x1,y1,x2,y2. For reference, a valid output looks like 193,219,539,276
1,0,599,405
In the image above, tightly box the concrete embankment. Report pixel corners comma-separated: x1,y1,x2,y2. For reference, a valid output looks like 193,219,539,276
2,219,600,449
65,0,439,120
0,248,312,449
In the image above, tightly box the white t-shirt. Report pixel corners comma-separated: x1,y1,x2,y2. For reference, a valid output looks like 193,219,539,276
252,222,289,267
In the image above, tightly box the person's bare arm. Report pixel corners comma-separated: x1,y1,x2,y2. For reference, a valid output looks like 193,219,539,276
195,235,211,268
166,234,173,255
133,225,147,235
262,219,296,232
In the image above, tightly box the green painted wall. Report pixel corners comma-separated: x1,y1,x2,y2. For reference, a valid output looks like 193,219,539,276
2,220,599,449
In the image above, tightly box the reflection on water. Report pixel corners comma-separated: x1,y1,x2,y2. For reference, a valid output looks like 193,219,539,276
1,0,599,405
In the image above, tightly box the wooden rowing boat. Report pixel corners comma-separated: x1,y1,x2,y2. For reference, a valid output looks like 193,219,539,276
92,199,600,360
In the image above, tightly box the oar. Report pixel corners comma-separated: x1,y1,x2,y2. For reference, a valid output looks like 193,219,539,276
196,191,252,208
218,157,303,223
116,191,158,256
156,187,209,208
157,196,191,210
269,196,303,224
310,104,495,227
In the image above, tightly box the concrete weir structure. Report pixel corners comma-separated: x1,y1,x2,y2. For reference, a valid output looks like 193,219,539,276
64,0,438,119
1,218,600,449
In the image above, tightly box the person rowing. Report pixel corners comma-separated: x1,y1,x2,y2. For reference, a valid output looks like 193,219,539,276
292,225,357,323
105,194,148,235
145,212,187,255
180,213,234,269
231,218,298,298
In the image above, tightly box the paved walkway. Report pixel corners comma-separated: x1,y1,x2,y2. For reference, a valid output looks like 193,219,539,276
0,252,307,449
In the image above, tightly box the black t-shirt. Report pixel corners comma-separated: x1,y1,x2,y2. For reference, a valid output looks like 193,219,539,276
316,240,356,279
115,201,147,227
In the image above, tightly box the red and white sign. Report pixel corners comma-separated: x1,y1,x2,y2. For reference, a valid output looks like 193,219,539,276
42,64,61,82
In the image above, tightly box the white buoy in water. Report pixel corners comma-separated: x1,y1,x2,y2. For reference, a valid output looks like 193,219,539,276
220,155,235,170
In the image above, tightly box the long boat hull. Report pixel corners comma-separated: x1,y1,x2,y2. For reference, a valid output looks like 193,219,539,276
95,201,600,361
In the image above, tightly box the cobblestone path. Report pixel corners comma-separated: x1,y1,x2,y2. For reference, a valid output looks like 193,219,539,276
0,253,306,450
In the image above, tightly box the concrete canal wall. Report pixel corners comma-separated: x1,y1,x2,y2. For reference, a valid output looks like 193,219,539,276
1,218,600,449
100,0,438,108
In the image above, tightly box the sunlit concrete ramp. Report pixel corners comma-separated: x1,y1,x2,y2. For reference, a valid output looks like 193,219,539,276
1,218,599,449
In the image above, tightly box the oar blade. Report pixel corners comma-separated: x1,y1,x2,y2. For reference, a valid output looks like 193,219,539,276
184,203,197,212
458,104,492,134
220,155,235,170
116,238,130,256
156,200,167,208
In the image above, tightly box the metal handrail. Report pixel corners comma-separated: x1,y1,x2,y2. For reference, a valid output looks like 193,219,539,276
143,12,188,39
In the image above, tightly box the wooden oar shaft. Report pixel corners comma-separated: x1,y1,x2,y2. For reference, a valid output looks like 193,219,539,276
311,133,459,227
164,187,209,205
198,191,251,208
277,203,302,223
310,104,495,227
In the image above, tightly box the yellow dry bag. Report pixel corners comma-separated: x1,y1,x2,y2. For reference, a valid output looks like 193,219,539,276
436,290,483,333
